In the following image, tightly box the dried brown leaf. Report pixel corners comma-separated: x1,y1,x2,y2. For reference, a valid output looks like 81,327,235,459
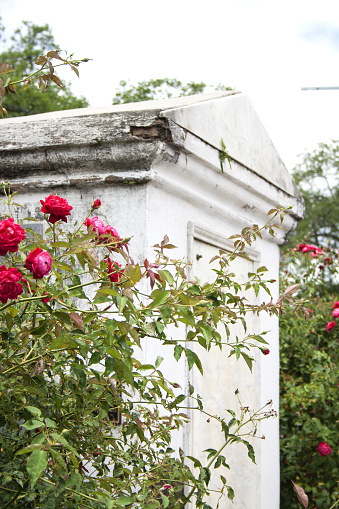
291,481,309,508
31,359,45,376
35,55,47,65
70,313,84,330
284,284,300,297
47,50,63,60
70,65,79,77
0,62,15,74
0,84,5,101
48,61,54,75
51,74,65,88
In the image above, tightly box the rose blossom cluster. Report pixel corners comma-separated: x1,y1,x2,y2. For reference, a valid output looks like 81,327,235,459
326,301,339,332
84,216,124,248
0,194,124,305
294,243,323,257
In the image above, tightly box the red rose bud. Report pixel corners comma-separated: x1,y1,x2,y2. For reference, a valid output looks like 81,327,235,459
41,293,50,303
317,442,332,456
162,485,172,491
40,195,72,224
0,265,25,303
0,218,26,256
318,265,324,270
106,258,124,283
326,321,336,333
92,199,101,209
262,349,270,355
25,248,52,279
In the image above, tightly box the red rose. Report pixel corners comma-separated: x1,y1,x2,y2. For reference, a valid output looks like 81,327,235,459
0,265,25,303
326,321,336,332
0,218,26,256
91,199,101,210
40,195,73,224
317,442,332,456
333,301,339,309
332,308,339,318
294,243,306,252
262,349,270,355
105,225,121,241
25,248,52,279
85,217,107,235
41,293,50,303
106,258,124,283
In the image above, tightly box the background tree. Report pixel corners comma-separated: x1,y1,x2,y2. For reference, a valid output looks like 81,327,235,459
0,20,89,116
289,141,339,248
112,78,232,104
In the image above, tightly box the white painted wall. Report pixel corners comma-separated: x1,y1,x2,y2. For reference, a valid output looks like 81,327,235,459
0,93,303,508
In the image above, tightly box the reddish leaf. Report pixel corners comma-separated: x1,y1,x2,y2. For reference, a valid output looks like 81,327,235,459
51,74,65,88
47,50,64,60
35,55,47,65
70,65,79,77
291,481,309,508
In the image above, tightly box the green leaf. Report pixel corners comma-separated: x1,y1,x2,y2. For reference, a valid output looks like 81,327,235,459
89,351,102,365
185,349,203,374
22,419,45,430
149,290,171,309
26,449,47,488
16,444,44,455
174,344,184,361
25,406,41,418
143,502,160,509
116,496,136,506
241,352,253,372
155,356,164,368
158,269,174,286
200,325,213,347
244,440,256,464
45,418,57,428
160,493,169,508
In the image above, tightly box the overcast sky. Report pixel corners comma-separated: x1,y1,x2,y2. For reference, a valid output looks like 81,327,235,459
1,0,339,170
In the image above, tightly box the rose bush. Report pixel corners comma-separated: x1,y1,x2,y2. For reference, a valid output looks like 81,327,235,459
280,243,339,509
0,186,290,508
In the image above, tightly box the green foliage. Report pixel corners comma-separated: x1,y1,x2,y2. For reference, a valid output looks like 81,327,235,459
0,20,89,116
280,245,339,509
0,186,284,507
112,78,232,104
290,141,339,248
